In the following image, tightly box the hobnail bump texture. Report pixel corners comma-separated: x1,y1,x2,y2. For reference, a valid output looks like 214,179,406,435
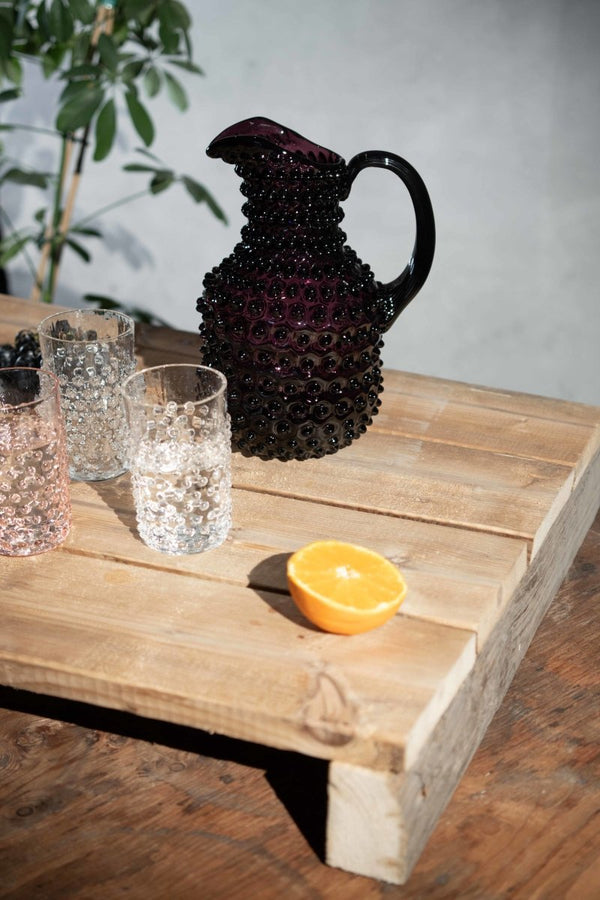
198,144,383,461
122,364,232,555
0,368,72,556
38,309,135,481
198,118,435,462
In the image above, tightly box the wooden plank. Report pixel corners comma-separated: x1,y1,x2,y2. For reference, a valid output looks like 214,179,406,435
326,445,600,883
234,435,574,552
0,548,477,770
374,384,600,481
135,320,201,360
383,367,600,431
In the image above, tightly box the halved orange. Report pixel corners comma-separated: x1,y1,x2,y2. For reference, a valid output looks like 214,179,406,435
286,540,407,635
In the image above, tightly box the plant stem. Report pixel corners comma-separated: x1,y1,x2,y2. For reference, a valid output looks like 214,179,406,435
0,122,85,142
71,188,152,230
50,126,89,295
30,133,72,303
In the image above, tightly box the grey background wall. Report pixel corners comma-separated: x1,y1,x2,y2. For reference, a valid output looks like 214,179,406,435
4,0,600,404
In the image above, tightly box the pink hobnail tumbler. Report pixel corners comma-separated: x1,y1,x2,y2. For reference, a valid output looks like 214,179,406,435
0,367,72,556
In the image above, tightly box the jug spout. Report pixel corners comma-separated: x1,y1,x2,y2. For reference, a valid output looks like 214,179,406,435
206,117,344,167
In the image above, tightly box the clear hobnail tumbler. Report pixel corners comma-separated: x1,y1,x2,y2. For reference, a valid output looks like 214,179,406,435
0,367,72,556
121,364,232,555
38,308,136,481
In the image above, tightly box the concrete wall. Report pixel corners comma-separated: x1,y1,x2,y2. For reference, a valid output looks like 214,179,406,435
4,0,599,403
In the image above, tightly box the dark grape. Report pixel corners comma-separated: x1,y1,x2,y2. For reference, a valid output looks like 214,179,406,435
0,330,42,369
15,348,42,367
0,344,17,367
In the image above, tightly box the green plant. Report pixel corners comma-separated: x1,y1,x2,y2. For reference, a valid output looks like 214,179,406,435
0,0,225,317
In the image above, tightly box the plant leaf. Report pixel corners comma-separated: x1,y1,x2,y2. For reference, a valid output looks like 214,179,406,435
181,176,228,223
143,65,161,98
36,1,51,42
150,170,175,194
56,84,104,133
59,79,91,105
97,33,119,73
83,292,171,326
167,1,192,31
49,0,74,44
163,70,187,111
60,63,99,80
125,90,154,146
71,225,102,237
122,59,144,83
93,97,116,161
72,31,92,65
1,167,50,188
127,306,171,325
167,58,204,76
4,56,23,86
120,0,155,26
0,88,20,103
122,163,161,173
183,29,192,62
157,7,180,55
65,236,91,262
0,8,13,63
41,44,66,78
0,234,32,267
69,0,95,26
83,293,120,309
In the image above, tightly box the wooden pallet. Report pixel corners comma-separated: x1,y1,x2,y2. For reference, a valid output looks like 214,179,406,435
1,294,599,883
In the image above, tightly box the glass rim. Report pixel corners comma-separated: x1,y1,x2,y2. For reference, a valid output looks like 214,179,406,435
0,366,60,410
121,363,227,409
38,307,135,343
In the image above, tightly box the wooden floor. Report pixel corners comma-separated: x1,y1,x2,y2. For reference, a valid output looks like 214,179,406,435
1,508,599,899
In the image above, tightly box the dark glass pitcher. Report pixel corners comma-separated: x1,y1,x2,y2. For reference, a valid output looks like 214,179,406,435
197,117,435,461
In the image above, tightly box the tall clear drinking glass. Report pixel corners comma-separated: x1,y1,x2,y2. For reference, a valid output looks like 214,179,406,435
121,364,232,554
0,367,72,556
38,308,135,481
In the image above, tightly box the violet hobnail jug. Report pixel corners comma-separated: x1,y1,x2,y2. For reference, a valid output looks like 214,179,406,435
197,117,435,461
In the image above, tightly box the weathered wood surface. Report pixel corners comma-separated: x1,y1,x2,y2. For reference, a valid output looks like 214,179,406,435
1,294,599,888
1,510,598,899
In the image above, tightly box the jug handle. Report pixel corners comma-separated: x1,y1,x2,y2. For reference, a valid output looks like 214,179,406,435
346,150,436,330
